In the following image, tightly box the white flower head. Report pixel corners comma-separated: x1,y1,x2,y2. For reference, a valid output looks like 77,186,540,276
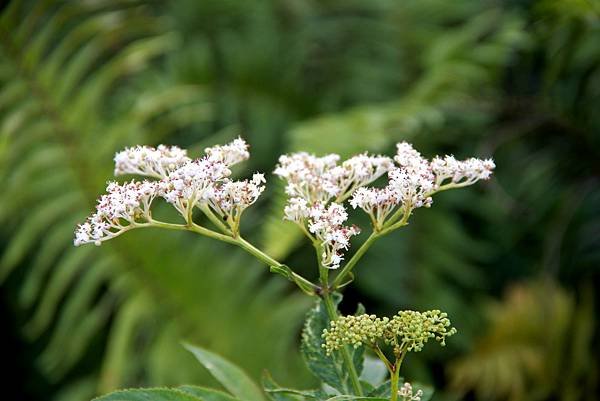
431,155,495,188
307,202,360,269
158,158,231,217
274,152,393,204
114,145,190,179
205,137,250,166
388,168,434,209
340,153,394,189
274,152,341,202
284,197,310,223
74,180,158,246
207,173,266,221
350,186,400,227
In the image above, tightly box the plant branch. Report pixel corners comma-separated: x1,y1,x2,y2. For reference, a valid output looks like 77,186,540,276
331,232,379,290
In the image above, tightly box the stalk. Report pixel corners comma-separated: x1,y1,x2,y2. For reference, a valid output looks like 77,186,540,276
390,364,400,401
331,232,379,290
319,267,364,396
390,351,407,401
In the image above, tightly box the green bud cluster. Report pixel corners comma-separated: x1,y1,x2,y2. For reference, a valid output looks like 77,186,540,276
322,310,456,357
322,314,388,355
385,310,457,354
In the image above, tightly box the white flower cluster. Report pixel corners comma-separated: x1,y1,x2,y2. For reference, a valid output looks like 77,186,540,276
430,155,495,187
398,382,423,401
275,152,390,269
282,198,360,269
74,180,158,246
114,145,190,179
206,173,266,221
204,137,250,166
308,203,360,269
349,187,399,228
274,152,392,203
158,158,232,217
75,138,265,245
350,142,495,228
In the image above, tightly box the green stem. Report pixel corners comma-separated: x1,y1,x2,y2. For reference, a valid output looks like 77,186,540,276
199,204,232,234
331,232,379,290
390,351,407,401
390,363,401,401
373,345,393,373
319,265,363,396
149,219,318,294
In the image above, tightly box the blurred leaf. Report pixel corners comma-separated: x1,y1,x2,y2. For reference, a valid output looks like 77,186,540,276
93,388,203,401
184,343,266,401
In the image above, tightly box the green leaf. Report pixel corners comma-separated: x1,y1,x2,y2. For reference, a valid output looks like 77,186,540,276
262,372,327,401
183,342,266,401
300,295,364,394
93,388,203,401
179,385,241,401
366,381,389,398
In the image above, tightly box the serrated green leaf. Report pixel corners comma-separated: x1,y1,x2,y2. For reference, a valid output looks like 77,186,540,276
93,388,203,401
300,295,364,394
183,342,266,401
179,385,241,401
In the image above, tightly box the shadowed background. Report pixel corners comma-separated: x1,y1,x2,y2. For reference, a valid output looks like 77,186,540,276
0,0,598,400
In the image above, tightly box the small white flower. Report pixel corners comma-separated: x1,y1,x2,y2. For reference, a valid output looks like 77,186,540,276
274,152,341,202
74,180,159,246
284,197,310,223
307,202,360,269
339,153,394,190
207,173,266,222
431,155,495,188
158,158,231,218
274,152,393,203
114,145,190,179
388,168,434,209
398,382,423,401
205,137,250,166
350,186,400,227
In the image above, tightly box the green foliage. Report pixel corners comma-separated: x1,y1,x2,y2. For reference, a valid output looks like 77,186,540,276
184,343,266,401
1,0,598,400
448,279,597,401
301,295,364,395
179,386,241,401
0,1,311,399
93,388,204,401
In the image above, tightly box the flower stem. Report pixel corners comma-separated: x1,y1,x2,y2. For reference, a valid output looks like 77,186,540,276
390,365,400,401
319,267,364,396
390,351,407,401
199,204,232,235
149,218,318,294
331,232,379,290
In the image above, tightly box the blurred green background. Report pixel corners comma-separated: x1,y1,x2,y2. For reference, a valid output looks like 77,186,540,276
0,0,598,400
